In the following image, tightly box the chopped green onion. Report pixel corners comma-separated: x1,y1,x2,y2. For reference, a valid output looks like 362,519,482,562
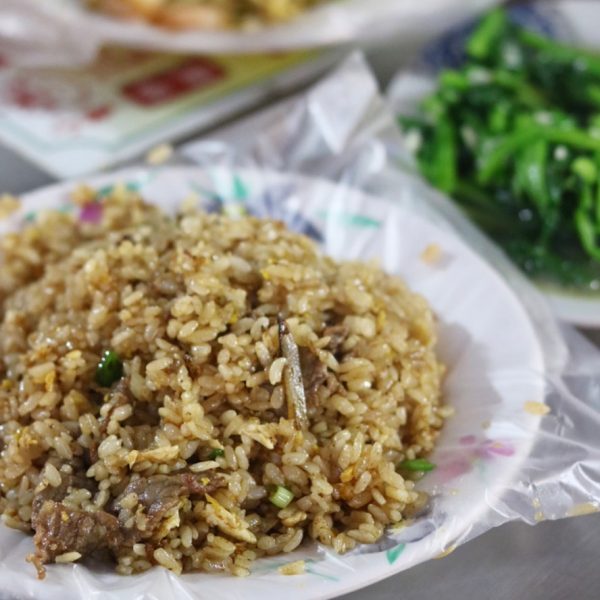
269,485,294,509
399,459,436,472
208,448,225,460
95,350,123,387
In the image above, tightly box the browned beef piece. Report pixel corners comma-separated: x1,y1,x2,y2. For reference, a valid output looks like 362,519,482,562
112,474,183,537
31,474,96,529
299,347,327,406
30,471,224,568
323,323,348,354
179,472,225,496
297,324,348,406
112,473,226,538
31,472,115,566
33,500,122,563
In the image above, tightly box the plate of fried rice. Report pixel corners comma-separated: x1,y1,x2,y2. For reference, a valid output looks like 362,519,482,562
0,167,544,599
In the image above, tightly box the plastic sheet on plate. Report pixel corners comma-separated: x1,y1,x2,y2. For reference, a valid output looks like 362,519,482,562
0,0,501,66
0,53,599,600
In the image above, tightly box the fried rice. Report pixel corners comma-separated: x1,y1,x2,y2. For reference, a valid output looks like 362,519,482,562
0,185,448,578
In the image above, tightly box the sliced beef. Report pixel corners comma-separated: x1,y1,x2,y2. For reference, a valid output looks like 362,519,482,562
113,474,183,537
299,347,327,407
179,472,226,496
297,324,348,406
33,500,122,563
112,473,226,538
323,323,349,355
30,470,224,570
31,471,113,566
31,473,96,529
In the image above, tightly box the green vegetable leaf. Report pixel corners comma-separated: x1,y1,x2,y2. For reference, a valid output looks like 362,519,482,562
596,172,600,228
572,157,598,185
575,210,600,260
479,127,600,185
422,116,457,194
489,101,512,134
467,8,507,62
516,142,551,218
519,29,600,78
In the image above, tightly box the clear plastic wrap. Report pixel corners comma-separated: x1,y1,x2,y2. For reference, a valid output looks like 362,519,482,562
0,0,501,66
0,53,599,600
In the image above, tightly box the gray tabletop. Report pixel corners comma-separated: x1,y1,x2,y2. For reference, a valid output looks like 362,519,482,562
1,125,600,600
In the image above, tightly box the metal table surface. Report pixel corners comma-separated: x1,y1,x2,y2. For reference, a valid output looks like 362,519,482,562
1,127,600,600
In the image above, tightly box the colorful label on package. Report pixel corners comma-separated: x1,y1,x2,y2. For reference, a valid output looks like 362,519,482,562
0,48,328,179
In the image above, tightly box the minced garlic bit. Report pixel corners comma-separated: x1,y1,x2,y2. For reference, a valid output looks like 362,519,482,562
54,551,82,563
279,560,306,575
524,401,551,416
340,465,354,483
420,243,442,265
146,143,174,166
435,545,456,559
567,502,599,517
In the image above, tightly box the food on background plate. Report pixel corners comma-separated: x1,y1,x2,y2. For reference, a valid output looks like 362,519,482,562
0,185,447,577
88,0,327,29
400,8,600,294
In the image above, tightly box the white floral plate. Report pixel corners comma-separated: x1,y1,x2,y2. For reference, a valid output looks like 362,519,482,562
0,167,545,600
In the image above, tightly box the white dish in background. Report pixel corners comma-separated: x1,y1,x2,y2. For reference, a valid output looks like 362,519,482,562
543,291,600,329
3,0,501,65
0,167,545,600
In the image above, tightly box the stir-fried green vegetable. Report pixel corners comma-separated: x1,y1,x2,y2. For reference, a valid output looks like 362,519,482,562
400,7,600,291
95,350,123,387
